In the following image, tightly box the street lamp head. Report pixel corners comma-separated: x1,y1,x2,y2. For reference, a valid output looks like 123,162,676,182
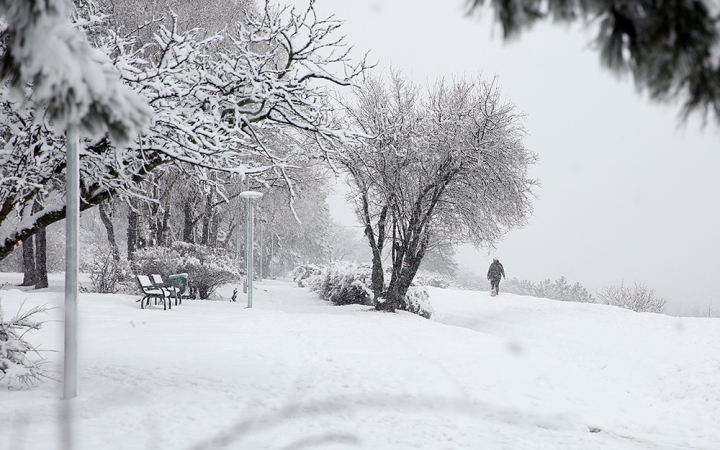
239,190,264,200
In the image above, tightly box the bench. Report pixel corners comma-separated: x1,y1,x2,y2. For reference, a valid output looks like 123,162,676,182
151,274,182,306
136,275,171,310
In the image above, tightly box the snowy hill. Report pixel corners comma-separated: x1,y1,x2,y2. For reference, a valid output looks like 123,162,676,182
1,275,718,449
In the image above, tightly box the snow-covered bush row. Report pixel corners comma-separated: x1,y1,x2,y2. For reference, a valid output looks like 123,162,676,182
292,264,325,289
413,271,594,304
0,302,52,389
597,282,667,313
292,262,374,304
293,262,433,319
319,262,375,306
412,272,452,289
502,276,595,303
131,242,243,299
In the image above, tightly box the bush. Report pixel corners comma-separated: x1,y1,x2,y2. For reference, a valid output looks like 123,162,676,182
295,262,433,318
172,242,244,299
292,264,325,288
0,301,53,389
413,271,452,289
81,245,132,294
317,262,375,306
503,276,595,303
597,282,667,313
132,242,243,299
400,286,434,319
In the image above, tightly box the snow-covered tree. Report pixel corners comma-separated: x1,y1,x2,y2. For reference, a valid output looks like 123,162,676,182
0,0,151,140
256,164,336,276
466,0,720,122
334,73,537,312
0,0,367,263
99,0,255,43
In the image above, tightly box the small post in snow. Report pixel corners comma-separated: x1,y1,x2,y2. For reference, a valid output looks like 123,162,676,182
239,190,263,308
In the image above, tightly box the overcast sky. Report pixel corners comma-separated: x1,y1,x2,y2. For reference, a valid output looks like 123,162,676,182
292,0,720,314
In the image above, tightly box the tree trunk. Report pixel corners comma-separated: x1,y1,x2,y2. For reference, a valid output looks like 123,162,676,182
200,215,210,245
127,201,139,259
158,203,171,247
367,205,388,311
385,233,429,310
99,202,121,261
20,201,36,286
34,226,48,289
200,192,213,246
209,213,220,247
183,201,194,243
269,232,275,278
371,251,390,311
20,235,35,286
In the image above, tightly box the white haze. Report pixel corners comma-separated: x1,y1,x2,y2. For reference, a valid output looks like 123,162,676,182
310,0,720,315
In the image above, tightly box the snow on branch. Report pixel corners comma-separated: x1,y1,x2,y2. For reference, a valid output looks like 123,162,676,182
0,0,152,143
0,0,368,263
0,301,54,388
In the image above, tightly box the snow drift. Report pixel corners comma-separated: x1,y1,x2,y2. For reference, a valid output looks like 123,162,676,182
0,273,718,449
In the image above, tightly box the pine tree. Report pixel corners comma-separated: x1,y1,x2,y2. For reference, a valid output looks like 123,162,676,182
467,0,720,122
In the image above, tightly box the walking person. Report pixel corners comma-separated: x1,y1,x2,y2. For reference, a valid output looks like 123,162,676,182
487,257,506,296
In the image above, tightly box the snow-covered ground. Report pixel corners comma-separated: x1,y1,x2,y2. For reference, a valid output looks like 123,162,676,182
1,273,718,449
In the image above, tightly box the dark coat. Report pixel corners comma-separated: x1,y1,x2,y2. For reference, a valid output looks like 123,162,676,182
487,261,505,280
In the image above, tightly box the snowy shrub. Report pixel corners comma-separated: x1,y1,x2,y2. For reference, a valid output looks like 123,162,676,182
0,301,53,389
82,245,132,294
295,262,434,318
597,282,667,313
318,262,375,306
503,276,595,303
413,272,452,289
400,286,433,319
173,242,243,300
563,281,595,303
292,264,325,288
501,278,535,296
131,246,180,280
132,242,243,299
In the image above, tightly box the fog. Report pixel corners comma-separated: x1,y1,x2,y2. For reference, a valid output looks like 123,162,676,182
304,0,720,315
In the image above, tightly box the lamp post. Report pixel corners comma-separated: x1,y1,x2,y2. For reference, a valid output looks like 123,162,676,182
239,190,263,307
64,124,79,401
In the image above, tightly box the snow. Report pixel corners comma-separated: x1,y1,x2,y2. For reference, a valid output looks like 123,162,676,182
1,273,719,449
0,0,151,142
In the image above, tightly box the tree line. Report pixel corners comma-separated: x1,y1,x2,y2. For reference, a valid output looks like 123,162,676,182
0,0,369,288
1,0,537,303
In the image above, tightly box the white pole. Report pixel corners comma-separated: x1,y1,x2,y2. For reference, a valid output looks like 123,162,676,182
61,124,79,450
269,233,274,279
235,205,240,260
64,124,79,400
247,200,254,308
258,214,263,280
245,179,251,306
239,189,263,308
